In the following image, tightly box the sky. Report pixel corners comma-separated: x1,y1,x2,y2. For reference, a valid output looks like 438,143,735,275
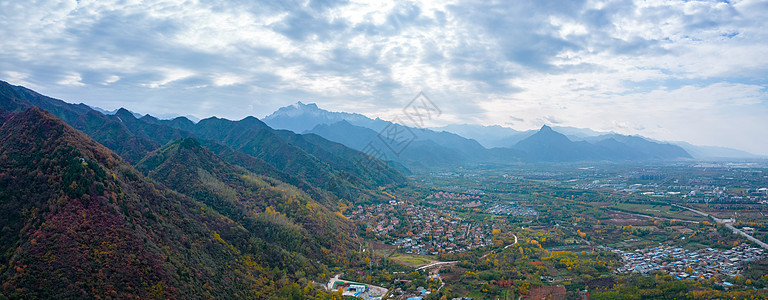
1,0,767,154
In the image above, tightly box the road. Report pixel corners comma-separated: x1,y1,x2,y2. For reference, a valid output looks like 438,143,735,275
673,204,768,250
504,233,519,249
326,274,342,291
415,260,459,271
607,209,700,224
671,204,728,222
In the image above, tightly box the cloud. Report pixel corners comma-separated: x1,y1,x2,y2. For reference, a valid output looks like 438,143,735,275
0,0,767,154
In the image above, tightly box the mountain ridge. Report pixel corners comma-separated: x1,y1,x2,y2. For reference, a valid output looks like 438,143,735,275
274,101,693,163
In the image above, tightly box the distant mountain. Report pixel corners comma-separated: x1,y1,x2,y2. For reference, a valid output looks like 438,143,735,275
513,125,604,161
307,120,470,168
90,106,201,122
265,101,699,164
428,124,521,148
432,124,611,148
309,120,377,150
89,106,143,118
590,134,691,160
512,125,692,162
671,141,764,159
0,108,338,298
446,123,764,160
270,102,495,169
263,101,387,133
265,101,488,156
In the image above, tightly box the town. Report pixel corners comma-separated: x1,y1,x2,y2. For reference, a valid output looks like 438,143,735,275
611,244,765,286
348,201,493,254
484,203,538,217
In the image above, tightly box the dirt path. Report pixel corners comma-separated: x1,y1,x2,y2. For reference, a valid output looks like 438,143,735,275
481,233,518,259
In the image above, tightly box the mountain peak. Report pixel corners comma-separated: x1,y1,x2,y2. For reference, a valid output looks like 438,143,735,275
176,137,202,149
1,106,122,171
263,101,378,133
292,101,319,110
540,124,553,132
114,107,137,119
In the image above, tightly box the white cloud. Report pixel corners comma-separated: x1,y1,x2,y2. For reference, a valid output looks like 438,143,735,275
1,0,766,154
57,73,86,86
141,68,196,89
104,75,120,84
212,74,244,87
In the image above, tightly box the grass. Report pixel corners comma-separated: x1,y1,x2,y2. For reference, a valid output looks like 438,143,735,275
388,253,434,267
373,248,394,257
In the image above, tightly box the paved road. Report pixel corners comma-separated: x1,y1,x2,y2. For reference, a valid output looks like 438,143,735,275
673,204,768,250
607,209,700,224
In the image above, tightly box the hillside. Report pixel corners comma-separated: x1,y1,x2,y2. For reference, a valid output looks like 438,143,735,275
136,138,358,263
0,80,174,162
0,107,345,299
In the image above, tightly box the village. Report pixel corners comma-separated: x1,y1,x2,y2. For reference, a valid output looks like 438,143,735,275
348,201,493,254
610,243,765,285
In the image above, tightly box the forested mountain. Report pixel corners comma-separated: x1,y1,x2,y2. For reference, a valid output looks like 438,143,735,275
0,108,345,298
0,80,405,202
136,138,357,263
156,115,404,200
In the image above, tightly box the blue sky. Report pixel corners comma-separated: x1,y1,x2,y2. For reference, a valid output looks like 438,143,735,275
1,0,767,154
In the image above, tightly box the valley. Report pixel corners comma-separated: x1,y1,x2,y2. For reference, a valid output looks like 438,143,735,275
339,163,768,299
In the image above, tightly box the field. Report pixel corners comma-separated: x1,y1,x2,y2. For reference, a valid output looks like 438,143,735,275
387,253,435,267
368,241,436,267
371,241,397,257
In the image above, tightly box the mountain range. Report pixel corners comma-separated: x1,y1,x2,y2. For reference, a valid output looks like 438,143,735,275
263,101,700,167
